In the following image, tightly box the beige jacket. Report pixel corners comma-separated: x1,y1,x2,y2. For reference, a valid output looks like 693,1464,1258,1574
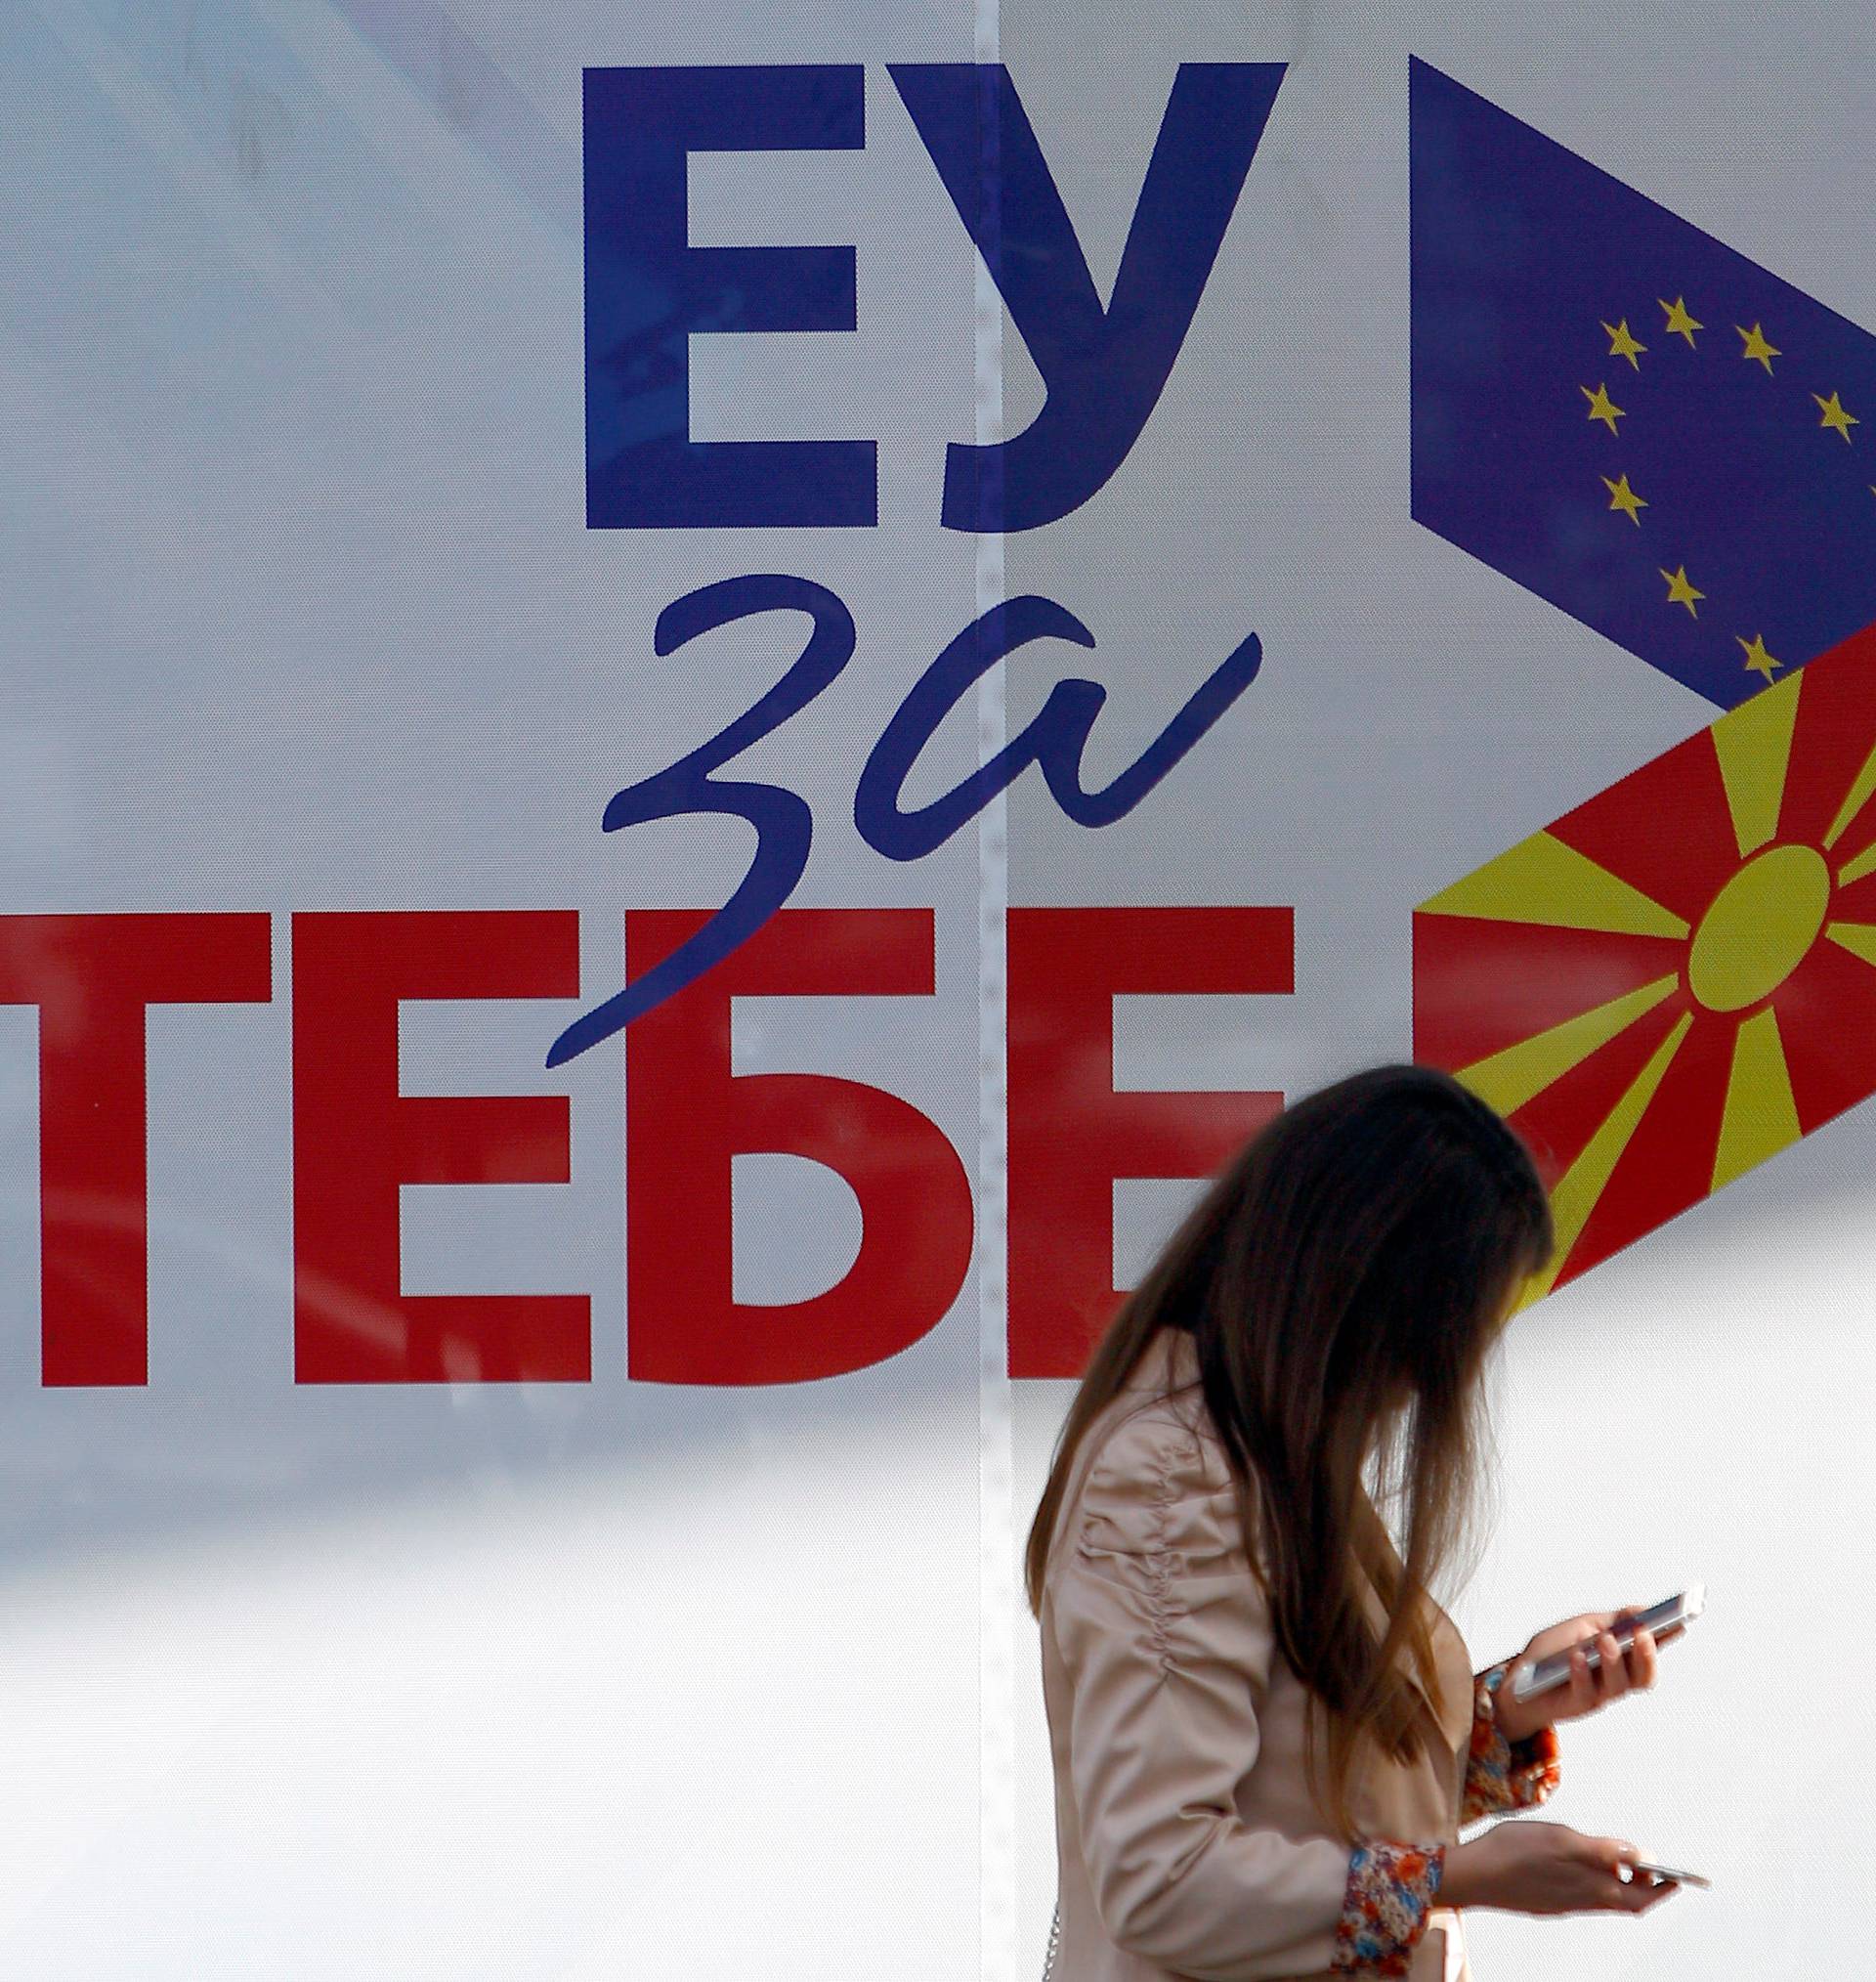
1039,1328,1486,1982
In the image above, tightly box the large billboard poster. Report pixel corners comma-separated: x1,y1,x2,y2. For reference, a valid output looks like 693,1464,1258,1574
1,1,1867,1974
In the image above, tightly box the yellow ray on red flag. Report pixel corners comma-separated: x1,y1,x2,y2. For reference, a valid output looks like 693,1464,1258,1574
1416,615,1876,1300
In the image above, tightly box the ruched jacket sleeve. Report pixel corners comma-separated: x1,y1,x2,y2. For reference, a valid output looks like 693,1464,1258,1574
1046,1405,1446,1981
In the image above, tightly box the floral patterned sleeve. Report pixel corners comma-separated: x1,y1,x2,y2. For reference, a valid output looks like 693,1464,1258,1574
1331,1840,1445,1977
1331,1663,1558,1971
1461,1659,1562,1823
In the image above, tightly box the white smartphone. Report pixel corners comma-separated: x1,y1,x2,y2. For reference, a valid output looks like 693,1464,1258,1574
1510,1585,1704,1702
1627,1858,1712,1890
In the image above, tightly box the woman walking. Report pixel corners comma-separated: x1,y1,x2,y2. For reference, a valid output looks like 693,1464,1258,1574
1029,1063,1680,1979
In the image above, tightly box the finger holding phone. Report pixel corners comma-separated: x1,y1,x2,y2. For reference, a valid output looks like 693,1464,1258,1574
1439,1821,1684,1916
1492,1603,1670,1745
1446,1586,1711,1915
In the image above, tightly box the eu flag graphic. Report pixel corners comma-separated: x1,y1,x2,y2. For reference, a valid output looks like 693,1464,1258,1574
1412,58,1876,711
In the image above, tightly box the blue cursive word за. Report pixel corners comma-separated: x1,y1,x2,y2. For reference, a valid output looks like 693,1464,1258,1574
545,574,1261,1066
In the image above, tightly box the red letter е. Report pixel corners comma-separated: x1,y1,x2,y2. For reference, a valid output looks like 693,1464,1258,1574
1007,907,1294,1379
293,912,588,1383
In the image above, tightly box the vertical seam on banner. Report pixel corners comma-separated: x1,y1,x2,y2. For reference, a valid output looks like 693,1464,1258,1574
973,13,1016,1982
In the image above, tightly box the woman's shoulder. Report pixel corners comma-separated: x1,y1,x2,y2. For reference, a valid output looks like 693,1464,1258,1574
1054,1343,1248,1573
1079,1388,1223,1499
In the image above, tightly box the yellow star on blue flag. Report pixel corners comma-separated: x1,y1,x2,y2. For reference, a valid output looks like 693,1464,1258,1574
1412,60,1876,710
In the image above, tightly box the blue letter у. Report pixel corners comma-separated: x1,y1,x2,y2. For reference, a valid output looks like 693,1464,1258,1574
890,63,1286,533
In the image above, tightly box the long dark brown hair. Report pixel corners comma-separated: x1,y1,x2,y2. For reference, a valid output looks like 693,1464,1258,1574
1024,1063,1554,1840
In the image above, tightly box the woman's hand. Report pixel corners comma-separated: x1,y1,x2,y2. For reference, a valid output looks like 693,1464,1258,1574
1494,1606,1669,1744
1440,1821,1679,1916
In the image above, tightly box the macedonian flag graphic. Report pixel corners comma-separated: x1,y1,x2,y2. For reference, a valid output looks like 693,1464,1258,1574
1415,619,1876,1304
